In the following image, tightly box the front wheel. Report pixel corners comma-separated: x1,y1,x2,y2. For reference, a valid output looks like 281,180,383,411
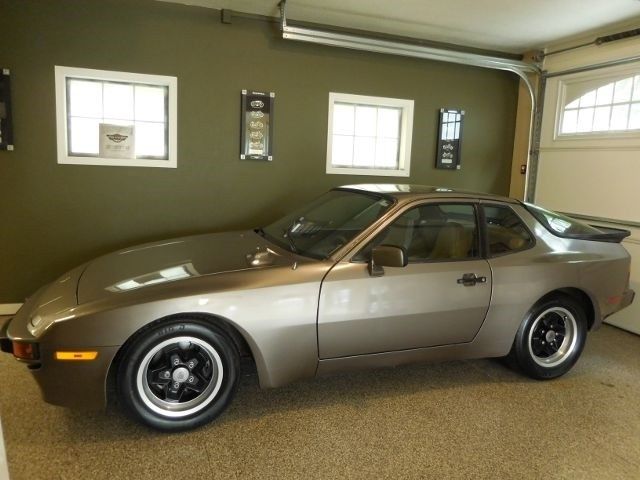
510,296,587,379
117,319,239,431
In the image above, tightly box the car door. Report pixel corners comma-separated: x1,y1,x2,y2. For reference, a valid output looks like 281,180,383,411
317,201,492,359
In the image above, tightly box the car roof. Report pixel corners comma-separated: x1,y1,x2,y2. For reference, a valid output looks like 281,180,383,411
336,184,518,204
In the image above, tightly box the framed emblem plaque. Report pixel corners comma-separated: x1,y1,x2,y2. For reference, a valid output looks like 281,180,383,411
436,108,464,170
0,69,14,151
240,89,274,161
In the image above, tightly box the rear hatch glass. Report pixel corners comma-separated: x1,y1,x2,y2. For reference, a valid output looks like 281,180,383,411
524,203,630,243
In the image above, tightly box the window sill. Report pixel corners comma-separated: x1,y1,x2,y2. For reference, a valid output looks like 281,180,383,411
326,166,410,177
57,155,176,168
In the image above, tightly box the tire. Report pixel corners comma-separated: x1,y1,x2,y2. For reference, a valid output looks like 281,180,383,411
510,296,588,380
117,319,239,431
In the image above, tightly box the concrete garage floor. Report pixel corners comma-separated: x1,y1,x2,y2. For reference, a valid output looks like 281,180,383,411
0,324,639,479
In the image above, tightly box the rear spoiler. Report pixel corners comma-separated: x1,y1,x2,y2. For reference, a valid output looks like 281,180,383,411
581,225,631,243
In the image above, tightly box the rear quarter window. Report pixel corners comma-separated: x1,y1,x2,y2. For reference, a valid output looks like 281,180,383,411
484,204,534,256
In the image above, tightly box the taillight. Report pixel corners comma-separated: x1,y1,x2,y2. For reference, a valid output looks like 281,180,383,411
12,341,39,360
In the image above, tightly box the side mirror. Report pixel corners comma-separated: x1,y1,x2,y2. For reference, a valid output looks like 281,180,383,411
368,245,408,277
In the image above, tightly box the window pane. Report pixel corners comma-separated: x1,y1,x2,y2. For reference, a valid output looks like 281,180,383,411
561,109,578,134
595,83,614,105
69,117,100,155
484,205,533,256
68,80,102,118
353,137,375,167
364,204,478,262
103,83,134,120
576,107,594,132
578,89,596,107
614,78,633,103
135,122,166,157
135,85,166,122
629,103,640,130
525,203,603,237
375,138,398,168
332,104,355,135
610,104,629,130
633,76,640,101
565,98,579,109
376,107,400,138
331,135,353,167
592,106,610,131
354,106,377,136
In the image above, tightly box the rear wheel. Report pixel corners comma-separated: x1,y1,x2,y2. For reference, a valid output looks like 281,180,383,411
510,296,587,379
117,319,239,431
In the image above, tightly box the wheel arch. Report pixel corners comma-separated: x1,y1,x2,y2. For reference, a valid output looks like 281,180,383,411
105,312,259,408
535,287,598,330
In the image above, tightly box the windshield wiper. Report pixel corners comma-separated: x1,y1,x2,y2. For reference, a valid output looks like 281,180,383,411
282,229,299,253
282,217,304,254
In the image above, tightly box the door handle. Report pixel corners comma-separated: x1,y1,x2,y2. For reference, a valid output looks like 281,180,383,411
457,273,487,286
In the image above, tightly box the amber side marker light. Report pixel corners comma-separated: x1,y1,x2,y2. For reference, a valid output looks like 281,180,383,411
12,341,39,361
55,351,98,361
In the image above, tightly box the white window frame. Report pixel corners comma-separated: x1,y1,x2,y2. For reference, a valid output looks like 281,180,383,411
55,66,177,168
553,64,640,143
326,92,414,177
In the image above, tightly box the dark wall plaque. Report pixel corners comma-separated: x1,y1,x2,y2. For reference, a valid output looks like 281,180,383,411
240,89,274,161
436,108,464,170
0,68,14,151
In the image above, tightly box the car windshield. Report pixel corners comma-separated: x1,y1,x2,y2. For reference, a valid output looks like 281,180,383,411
524,203,603,236
260,189,394,259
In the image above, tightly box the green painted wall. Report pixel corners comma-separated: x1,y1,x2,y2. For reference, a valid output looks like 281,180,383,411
0,0,518,302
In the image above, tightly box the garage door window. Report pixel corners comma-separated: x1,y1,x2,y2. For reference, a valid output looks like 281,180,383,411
326,92,414,177
55,66,177,168
558,72,640,136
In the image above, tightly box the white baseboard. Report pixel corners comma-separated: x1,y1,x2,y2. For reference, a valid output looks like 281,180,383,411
0,303,22,315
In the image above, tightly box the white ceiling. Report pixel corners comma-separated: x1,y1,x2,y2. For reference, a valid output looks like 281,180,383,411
159,0,640,54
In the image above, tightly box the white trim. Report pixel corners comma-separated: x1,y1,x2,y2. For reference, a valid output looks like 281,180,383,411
0,417,8,480
54,66,178,168
326,92,413,177
540,63,640,151
553,64,640,144
0,304,21,315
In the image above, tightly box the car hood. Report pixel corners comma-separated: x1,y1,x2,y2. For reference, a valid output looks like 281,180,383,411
77,230,291,304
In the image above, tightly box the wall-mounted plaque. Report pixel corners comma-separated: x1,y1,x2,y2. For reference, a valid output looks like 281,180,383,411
436,108,464,170
0,69,14,151
240,89,274,161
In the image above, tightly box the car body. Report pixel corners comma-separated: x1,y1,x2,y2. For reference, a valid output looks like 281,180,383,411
1,184,634,430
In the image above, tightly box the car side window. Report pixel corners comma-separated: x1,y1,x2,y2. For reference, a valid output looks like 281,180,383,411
353,203,479,262
484,204,534,256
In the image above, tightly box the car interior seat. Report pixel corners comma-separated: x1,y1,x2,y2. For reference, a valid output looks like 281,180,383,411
429,222,474,259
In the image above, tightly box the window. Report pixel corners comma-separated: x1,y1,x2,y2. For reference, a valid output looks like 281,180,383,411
261,189,394,260
326,92,414,176
354,203,479,262
55,66,177,168
558,72,640,135
524,203,604,237
483,205,533,256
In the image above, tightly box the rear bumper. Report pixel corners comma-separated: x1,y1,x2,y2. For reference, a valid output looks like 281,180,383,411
620,288,635,311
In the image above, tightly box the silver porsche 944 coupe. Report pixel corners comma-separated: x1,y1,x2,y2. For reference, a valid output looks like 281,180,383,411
1,185,634,431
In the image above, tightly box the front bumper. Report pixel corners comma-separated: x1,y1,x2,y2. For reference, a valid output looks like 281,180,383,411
0,316,12,353
1,315,119,409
